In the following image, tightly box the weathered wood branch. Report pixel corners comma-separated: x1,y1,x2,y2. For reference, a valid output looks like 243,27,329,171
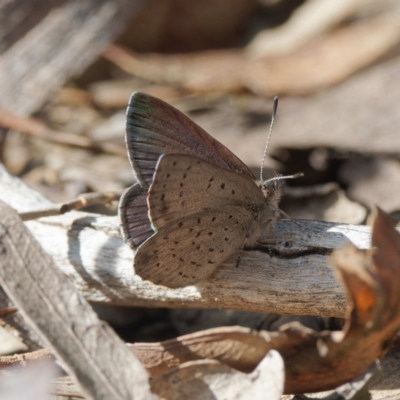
0,200,152,400
0,164,379,317
0,0,144,116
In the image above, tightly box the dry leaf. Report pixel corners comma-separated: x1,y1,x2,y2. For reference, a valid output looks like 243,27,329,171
246,13,400,96
103,12,400,96
247,0,365,56
151,350,284,400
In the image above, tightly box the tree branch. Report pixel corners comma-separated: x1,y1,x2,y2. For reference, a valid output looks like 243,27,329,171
0,164,378,317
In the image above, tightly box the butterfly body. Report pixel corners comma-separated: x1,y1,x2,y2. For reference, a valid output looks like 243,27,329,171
120,92,283,288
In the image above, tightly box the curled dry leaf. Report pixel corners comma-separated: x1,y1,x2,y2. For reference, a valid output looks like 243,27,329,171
150,350,284,400
103,12,400,96
131,327,272,377
132,207,400,394
247,0,365,57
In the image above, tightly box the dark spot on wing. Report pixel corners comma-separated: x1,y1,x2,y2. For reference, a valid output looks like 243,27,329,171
183,173,187,179
187,165,192,170
208,260,215,264
198,218,201,223
212,217,216,222
225,237,229,241
156,263,160,266
232,190,235,195
229,215,233,219
179,257,184,262
178,222,183,228
173,161,177,166
166,174,170,178
209,177,214,182
208,232,213,236
180,182,183,187
208,248,214,252
220,183,225,189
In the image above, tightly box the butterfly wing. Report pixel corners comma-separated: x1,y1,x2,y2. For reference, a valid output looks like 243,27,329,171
121,92,255,250
126,92,255,187
119,184,154,250
147,154,264,230
134,154,265,287
135,207,252,288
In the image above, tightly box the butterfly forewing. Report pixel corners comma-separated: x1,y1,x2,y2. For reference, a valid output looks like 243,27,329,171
126,92,255,187
147,154,265,230
134,206,254,288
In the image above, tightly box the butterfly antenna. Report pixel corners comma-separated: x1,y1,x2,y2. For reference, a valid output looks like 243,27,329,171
260,96,279,182
262,173,304,189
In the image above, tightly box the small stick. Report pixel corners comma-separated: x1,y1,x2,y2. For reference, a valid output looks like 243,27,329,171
19,191,123,221
0,108,126,157
0,306,18,318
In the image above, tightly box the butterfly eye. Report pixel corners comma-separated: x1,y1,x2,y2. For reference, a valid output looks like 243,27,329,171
262,186,275,200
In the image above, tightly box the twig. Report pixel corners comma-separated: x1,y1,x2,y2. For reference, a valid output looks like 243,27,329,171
19,191,123,221
0,108,127,157
0,348,53,368
0,306,18,318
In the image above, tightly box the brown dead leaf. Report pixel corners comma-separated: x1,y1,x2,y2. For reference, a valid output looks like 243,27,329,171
131,207,400,394
246,13,400,96
150,351,284,400
104,12,400,96
247,0,365,57
131,327,272,377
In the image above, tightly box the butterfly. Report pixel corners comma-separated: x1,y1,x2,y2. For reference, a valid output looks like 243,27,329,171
119,92,300,288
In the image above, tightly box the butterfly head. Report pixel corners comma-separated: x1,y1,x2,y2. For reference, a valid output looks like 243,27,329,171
260,172,284,203
260,172,304,203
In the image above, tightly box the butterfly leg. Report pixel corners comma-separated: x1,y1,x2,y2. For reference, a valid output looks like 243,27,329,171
235,249,243,268
279,209,300,228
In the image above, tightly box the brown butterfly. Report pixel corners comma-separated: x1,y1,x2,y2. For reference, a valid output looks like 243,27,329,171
119,93,301,288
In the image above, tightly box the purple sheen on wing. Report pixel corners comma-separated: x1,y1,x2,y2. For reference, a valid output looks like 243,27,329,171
125,92,254,188
119,183,154,250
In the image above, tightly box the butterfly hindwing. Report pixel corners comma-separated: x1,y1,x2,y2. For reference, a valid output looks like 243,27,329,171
134,206,253,288
119,184,154,249
147,154,265,231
